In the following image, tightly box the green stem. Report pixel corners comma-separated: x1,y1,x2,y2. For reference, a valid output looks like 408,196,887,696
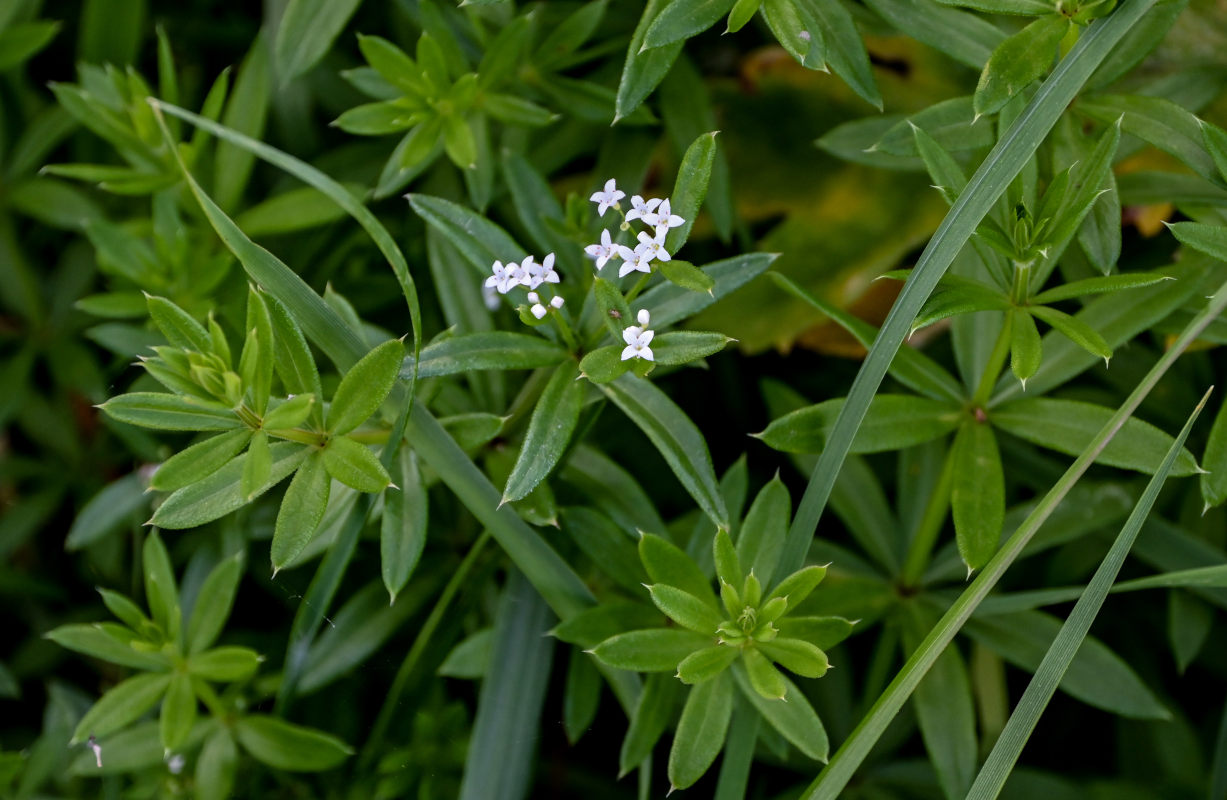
624,272,651,304
360,531,492,768
972,314,1014,407
899,446,956,587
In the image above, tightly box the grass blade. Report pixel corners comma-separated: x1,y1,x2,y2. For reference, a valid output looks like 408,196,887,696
966,387,1210,800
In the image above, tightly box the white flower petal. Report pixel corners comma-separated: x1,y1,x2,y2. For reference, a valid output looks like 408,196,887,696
621,345,637,361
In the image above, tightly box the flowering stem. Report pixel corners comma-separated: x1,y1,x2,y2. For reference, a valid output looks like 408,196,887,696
899,445,956,588
971,313,1014,408
624,273,652,304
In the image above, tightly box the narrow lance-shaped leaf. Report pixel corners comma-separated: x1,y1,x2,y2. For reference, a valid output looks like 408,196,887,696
382,449,427,603
271,451,331,573
669,671,733,790
974,16,1070,118
504,361,585,503
326,339,404,435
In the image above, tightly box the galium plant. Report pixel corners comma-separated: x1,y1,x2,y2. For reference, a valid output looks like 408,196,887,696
10,0,1227,799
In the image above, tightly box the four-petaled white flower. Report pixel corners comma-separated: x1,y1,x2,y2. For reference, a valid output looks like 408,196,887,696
590,178,625,217
635,229,671,263
645,198,684,236
523,252,561,289
619,248,655,278
585,229,621,271
485,260,522,294
625,195,661,224
621,309,654,362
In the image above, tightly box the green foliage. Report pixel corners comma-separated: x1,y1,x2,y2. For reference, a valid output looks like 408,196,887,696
7,0,1227,798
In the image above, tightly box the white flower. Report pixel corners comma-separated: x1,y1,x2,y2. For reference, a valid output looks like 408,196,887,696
618,248,654,278
485,260,522,294
523,253,560,289
625,195,661,224
590,178,625,217
167,754,185,775
585,229,619,270
621,309,654,361
636,229,671,263
646,198,684,236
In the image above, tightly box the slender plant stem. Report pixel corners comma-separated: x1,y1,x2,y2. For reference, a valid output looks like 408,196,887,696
972,313,1014,407
899,446,956,587
361,531,492,767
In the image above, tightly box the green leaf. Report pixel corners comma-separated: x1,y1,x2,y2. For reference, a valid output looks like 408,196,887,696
1169,221,1227,262
669,672,734,789
952,420,1005,571
271,451,331,571
552,602,663,649
759,637,829,678
409,193,527,273
758,394,962,454
503,362,585,502
188,554,243,655
264,393,316,430
764,565,827,608
737,476,790,586
65,473,149,550
811,0,881,108
143,531,179,640
235,715,353,772
990,397,1198,475
620,673,680,775
323,436,391,493
592,628,712,671
44,624,170,671
665,131,718,253
975,15,1069,117
1031,272,1173,304
151,429,252,492
407,332,568,378
742,646,786,699
1203,120,1227,184
146,295,211,353
640,533,720,607
933,0,1053,13
880,97,996,157
643,0,736,49
912,278,1012,333
616,0,684,122
241,431,272,501
0,21,60,71
97,588,150,632
189,646,261,681
600,374,728,529
215,31,272,213
196,728,238,800
1025,304,1112,367
326,339,404,435
159,673,196,751
1010,309,1042,385
649,585,725,634
677,645,739,683
236,185,352,236
659,259,717,294
865,0,1004,69
578,345,631,384
71,673,171,743
776,616,857,649
563,651,602,744
762,0,826,69
1078,94,1217,182
101,393,241,432
641,253,776,328
965,609,1169,718
382,449,428,602
731,659,828,760
152,443,310,529
274,0,362,82
652,331,732,366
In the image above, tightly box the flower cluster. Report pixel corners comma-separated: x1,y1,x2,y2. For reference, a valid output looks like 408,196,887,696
585,179,685,278
484,252,565,321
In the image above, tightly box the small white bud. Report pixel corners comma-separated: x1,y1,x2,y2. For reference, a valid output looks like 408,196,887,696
550,295,565,309
527,291,539,304
530,303,548,320
637,309,650,326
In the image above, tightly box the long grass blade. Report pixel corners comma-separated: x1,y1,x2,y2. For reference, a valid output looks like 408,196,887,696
966,387,1211,800
780,0,1158,579
806,257,1227,799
